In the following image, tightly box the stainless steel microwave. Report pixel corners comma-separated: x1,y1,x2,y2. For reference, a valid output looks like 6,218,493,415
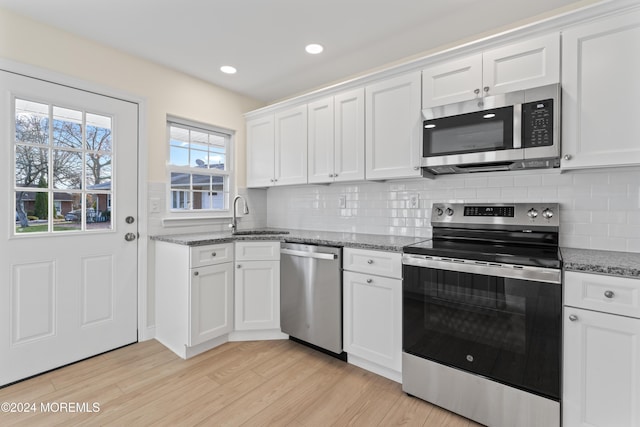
421,84,560,175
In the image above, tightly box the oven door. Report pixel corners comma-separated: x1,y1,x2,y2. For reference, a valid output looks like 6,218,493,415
402,256,561,400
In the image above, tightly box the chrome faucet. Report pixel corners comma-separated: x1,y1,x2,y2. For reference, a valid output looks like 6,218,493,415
230,195,249,233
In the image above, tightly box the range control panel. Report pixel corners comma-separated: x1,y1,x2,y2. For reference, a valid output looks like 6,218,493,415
432,203,560,229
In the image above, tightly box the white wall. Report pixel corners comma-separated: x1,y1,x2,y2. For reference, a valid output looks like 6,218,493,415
267,167,640,253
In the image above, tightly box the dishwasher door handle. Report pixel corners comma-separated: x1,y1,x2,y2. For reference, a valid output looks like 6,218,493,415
281,248,338,260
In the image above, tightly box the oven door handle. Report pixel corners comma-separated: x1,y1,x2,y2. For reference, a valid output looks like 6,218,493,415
402,254,561,284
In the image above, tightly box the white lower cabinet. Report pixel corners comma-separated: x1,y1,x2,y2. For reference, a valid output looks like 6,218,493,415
155,242,234,359
343,248,402,382
232,241,284,340
563,271,640,427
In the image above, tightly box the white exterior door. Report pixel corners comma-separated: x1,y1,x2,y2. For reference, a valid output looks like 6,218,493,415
0,71,138,386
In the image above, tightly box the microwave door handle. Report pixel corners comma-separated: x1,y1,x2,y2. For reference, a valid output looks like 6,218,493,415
513,103,522,149
457,164,512,173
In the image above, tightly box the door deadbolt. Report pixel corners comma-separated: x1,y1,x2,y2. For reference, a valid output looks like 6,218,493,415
126,216,135,224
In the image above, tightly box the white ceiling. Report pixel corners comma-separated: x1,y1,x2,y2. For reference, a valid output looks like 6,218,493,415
0,0,593,103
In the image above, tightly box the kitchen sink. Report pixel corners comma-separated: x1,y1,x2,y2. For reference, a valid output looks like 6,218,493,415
231,229,290,236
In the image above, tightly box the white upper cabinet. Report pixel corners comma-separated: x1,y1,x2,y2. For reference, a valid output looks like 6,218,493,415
247,104,308,188
246,115,275,188
308,88,365,184
422,53,483,108
275,104,308,186
422,33,560,108
561,9,640,170
365,72,422,180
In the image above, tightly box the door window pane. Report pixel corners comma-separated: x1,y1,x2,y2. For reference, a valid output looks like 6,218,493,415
15,99,49,145
15,145,48,187
53,149,82,190
15,191,48,234
86,113,112,152
53,106,83,148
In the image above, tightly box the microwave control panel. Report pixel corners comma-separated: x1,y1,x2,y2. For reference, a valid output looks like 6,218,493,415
522,99,553,147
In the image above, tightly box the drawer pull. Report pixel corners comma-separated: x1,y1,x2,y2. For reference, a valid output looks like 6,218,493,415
569,314,578,322
237,264,241,269
366,278,373,284
367,259,374,264
604,290,614,299
212,252,217,257
194,271,199,277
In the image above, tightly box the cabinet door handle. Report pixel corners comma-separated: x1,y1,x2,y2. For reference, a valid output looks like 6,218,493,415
474,88,480,95
569,314,578,322
367,259,374,264
563,154,572,161
366,278,373,284
194,271,199,276
604,290,615,299
212,252,217,257
236,264,241,269
484,86,490,93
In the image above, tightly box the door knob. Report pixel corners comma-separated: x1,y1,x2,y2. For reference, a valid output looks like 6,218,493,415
124,232,136,242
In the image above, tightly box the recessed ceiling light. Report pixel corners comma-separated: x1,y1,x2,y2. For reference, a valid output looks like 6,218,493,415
220,65,237,74
305,44,324,55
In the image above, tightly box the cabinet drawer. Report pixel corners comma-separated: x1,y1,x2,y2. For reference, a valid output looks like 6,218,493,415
565,271,640,318
235,241,280,261
343,248,402,279
190,243,233,268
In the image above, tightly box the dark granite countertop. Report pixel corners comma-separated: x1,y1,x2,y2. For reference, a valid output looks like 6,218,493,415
561,247,640,279
150,228,425,253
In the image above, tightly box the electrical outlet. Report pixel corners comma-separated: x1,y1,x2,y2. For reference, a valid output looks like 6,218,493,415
339,195,347,209
409,194,419,209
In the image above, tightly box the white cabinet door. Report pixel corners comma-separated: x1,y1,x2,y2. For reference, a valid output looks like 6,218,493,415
308,97,335,184
366,72,422,180
422,53,483,108
561,10,640,170
234,260,280,330
275,104,307,186
422,33,559,108
246,115,275,188
563,307,640,427
483,33,560,96
343,271,402,372
189,262,234,346
334,88,365,182
308,89,365,184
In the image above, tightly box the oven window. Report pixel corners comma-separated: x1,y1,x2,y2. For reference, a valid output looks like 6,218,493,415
423,106,514,157
402,265,560,400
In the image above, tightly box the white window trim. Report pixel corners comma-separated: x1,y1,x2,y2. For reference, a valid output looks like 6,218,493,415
164,115,236,224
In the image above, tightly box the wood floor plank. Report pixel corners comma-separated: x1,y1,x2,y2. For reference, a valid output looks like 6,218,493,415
0,339,487,427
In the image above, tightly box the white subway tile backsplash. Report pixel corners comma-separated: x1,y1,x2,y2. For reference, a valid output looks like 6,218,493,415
265,167,640,253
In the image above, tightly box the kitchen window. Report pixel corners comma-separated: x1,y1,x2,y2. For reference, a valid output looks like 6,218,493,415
167,118,233,214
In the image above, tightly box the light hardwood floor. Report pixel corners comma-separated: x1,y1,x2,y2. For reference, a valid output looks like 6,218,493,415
0,339,482,426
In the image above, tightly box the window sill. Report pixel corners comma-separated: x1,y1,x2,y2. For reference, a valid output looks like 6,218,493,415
162,215,232,228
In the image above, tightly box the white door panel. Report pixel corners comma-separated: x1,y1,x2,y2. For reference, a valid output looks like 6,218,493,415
0,70,138,386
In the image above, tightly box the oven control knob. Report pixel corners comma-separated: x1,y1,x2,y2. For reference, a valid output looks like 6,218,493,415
445,208,454,216
542,208,554,219
435,207,444,216
527,208,539,219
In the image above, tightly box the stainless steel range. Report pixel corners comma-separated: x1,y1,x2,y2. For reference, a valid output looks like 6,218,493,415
402,203,562,427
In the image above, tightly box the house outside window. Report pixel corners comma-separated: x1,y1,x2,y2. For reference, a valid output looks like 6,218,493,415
167,118,233,214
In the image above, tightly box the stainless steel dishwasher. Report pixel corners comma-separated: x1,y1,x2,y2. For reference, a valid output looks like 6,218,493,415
280,242,344,357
